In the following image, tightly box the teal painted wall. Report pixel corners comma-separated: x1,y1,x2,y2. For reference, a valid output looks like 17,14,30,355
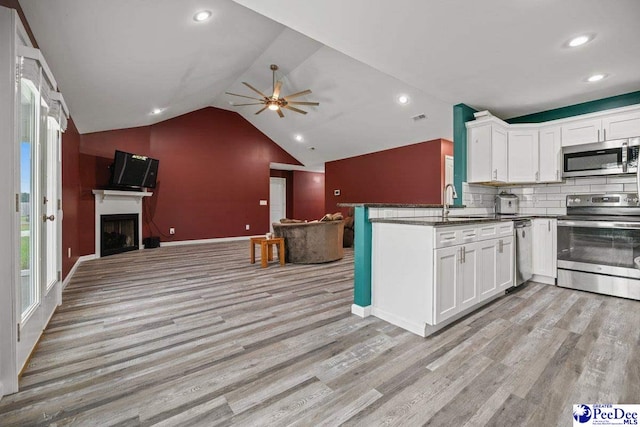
353,206,372,307
506,91,640,124
453,104,477,206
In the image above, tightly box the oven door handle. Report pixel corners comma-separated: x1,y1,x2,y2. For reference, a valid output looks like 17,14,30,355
558,219,640,229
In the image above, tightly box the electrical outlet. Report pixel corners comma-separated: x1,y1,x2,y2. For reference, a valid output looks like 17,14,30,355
245,224,250,230
169,227,175,235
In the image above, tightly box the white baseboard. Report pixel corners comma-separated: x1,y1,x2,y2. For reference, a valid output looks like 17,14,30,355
62,254,96,289
371,306,426,337
160,235,258,247
351,304,371,318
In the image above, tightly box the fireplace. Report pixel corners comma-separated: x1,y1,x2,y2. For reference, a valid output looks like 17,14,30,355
93,189,152,258
101,214,139,257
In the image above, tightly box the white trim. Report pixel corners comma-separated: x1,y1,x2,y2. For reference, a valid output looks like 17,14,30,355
62,254,96,289
351,304,371,318
16,45,57,90
160,236,258,247
371,306,426,336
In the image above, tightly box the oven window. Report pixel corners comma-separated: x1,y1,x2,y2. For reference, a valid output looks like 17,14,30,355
558,225,640,269
564,149,620,172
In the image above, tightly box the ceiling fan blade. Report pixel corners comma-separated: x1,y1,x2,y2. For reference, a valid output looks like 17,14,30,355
277,108,284,118
287,101,319,106
283,105,308,115
242,82,269,98
272,81,283,99
283,89,312,100
225,92,263,101
255,105,269,115
232,103,264,106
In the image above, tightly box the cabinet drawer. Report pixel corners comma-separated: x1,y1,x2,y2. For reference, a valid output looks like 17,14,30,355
497,222,514,236
435,226,478,248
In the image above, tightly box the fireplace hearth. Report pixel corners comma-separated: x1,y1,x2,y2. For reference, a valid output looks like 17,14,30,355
101,214,139,257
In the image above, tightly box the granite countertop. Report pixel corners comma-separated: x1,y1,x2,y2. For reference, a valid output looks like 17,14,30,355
370,214,560,227
337,203,465,208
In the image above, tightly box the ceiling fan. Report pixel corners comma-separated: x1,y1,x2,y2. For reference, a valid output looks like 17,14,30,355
226,64,319,118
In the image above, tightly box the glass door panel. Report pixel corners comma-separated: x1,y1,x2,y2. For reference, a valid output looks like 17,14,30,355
19,78,39,318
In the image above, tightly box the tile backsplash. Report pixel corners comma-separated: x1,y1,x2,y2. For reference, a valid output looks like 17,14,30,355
466,175,638,215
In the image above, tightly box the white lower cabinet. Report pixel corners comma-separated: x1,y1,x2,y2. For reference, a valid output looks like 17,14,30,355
372,221,514,337
532,218,557,281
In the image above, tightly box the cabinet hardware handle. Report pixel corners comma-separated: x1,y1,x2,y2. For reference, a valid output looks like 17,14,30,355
462,246,466,263
535,171,539,181
493,169,497,180
499,240,503,253
459,247,463,264
556,170,559,181
43,214,55,222
598,129,600,141
604,129,606,141
548,220,551,232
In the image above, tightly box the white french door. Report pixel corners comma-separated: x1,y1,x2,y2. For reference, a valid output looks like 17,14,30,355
16,63,62,374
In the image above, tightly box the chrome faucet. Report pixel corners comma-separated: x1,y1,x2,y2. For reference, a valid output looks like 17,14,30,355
442,184,458,218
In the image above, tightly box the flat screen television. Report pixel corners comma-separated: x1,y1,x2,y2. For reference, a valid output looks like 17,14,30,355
109,150,159,189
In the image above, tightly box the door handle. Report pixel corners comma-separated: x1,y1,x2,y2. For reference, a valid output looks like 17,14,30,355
43,214,55,222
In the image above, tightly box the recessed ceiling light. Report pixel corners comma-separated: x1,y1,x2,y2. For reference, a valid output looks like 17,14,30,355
193,10,212,22
586,73,606,83
397,95,409,105
568,35,591,47
294,134,304,142
151,108,164,115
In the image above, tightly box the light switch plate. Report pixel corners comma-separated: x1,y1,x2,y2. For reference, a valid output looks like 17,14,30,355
259,200,268,205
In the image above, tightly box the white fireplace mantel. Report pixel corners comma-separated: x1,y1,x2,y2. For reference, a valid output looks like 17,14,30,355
93,189,153,257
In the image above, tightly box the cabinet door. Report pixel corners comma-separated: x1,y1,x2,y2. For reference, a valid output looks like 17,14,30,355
538,126,562,182
492,126,508,182
468,124,492,182
508,129,539,182
434,246,460,323
561,118,602,146
602,110,640,140
532,219,557,278
476,239,498,298
459,244,479,311
496,236,514,290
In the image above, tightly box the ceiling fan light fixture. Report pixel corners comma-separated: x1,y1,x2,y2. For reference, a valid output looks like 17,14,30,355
193,10,212,22
268,103,280,111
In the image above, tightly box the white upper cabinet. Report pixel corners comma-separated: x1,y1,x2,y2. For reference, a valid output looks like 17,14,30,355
561,117,602,147
467,119,508,183
538,126,562,182
508,128,539,183
561,108,640,147
602,109,640,140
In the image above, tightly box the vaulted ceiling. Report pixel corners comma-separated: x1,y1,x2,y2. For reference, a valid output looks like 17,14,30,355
19,0,640,171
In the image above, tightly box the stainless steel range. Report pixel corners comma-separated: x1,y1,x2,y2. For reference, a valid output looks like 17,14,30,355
557,193,640,300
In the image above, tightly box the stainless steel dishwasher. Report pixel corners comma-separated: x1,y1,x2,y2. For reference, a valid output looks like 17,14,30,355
514,219,532,286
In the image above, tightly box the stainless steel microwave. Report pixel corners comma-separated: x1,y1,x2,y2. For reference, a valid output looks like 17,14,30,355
562,137,640,178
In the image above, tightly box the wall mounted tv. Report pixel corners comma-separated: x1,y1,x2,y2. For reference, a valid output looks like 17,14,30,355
109,150,159,189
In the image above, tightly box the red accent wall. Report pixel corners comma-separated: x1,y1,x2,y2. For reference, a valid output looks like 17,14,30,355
325,139,452,213
61,119,81,278
292,171,325,220
75,107,301,251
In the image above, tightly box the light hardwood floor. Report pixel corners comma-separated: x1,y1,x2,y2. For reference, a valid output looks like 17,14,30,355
0,241,638,426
